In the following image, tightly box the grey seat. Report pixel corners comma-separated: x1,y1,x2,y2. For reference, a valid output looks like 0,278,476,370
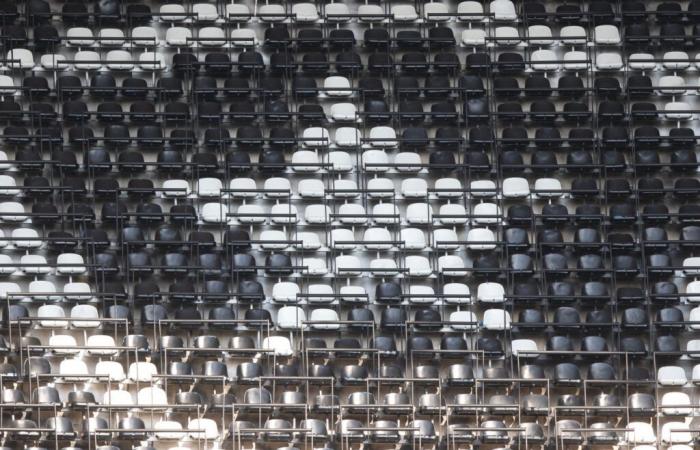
628,392,656,416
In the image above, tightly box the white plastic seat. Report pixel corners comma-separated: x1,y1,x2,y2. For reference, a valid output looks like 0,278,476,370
94,360,124,379
292,3,319,22
400,228,426,250
132,26,158,46
70,304,99,328
193,3,219,21
461,29,486,46
332,180,359,198
302,259,327,276
629,53,656,70
295,232,321,250
662,422,691,444
59,359,89,379
406,203,433,224
5,49,34,70
424,3,449,21
336,255,362,276
303,128,330,148
278,306,306,330
665,102,692,120
473,203,500,224
531,49,559,71
433,228,460,249
658,366,687,386
693,363,700,381
470,180,497,198
439,203,468,225
394,152,422,173
401,178,428,198
330,103,357,121
489,0,517,21
188,418,219,440
292,151,320,172
12,228,40,248
466,228,496,250
304,204,332,224
369,258,398,276
335,127,361,147
0,282,19,299
327,151,353,172
625,422,656,448
392,5,419,22
139,52,165,70
363,227,392,250
309,309,340,329
495,26,521,45
689,340,700,358
358,4,384,22
0,202,26,221
270,203,299,224
560,25,587,45
152,4,192,22
138,387,168,406
128,361,158,382
340,285,366,302
528,25,553,45
307,284,334,303
594,25,620,44
563,50,588,70
260,230,289,250
264,177,291,198
166,27,192,46
258,4,286,22
22,254,50,274
661,392,691,415
687,281,700,303
659,75,686,95
40,54,67,70
0,75,15,95
405,255,432,277
199,27,225,46
450,311,478,331
226,4,252,22
29,280,58,301
438,255,467,276
403,285,434,305
534,178,563,198
482,309,512,330
49,334,79,354
684,257,700,275
162,179,190,197
231,28,257,47
458,1,484,21
368,127,397,148
105,50,133,70
444,282,471,304
325,3,350,22
87,335,118,356
477,282,505,303
201,202,229,223
298,179,325,198
0,254,14,275
56,253,86,275
367,177,394,197
63,282,92,300
503,177,530,198
431,178,460,198
511,339,539,357
38,304,67,328
272,281,301,303
103,390,133,406
331,228,356,250
74,50,102,70
664,51,690,70
337,203,366,224
372,203,400,224
596,53,623,70
98,28,125,46
67,27,95,46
